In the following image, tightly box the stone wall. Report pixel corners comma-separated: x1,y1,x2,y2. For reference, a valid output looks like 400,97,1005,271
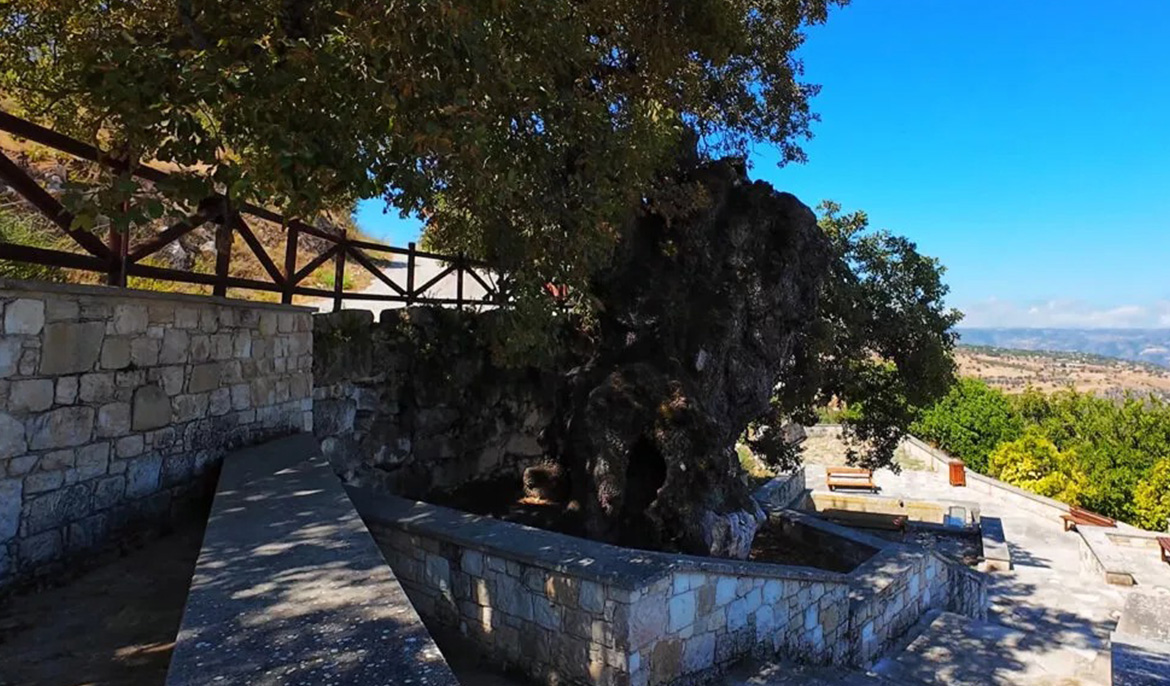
351,488,988,686
312,307,554,497
0,279,313,589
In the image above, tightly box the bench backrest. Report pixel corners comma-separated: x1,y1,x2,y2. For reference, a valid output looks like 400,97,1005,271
827,466,872,476
1070,506,1115,526
1157,537,1170,552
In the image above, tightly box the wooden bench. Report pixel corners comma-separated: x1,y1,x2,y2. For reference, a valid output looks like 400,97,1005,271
1158,537,1170,565
1060,505,1117,531
826,466,878,493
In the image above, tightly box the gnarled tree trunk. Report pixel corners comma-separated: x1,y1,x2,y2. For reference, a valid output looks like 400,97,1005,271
553,158,829,558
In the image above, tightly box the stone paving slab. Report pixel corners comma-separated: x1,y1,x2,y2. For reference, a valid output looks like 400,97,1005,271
165,434,458,686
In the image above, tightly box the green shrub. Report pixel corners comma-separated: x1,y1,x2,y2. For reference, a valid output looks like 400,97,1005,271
1133,458,1170,532
911,378,1023,473
0,207,68,282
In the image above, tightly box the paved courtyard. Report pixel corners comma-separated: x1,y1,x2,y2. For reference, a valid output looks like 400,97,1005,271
766,434,1170,686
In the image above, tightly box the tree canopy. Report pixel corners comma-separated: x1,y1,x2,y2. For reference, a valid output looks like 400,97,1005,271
1,0,846,317
754,201,961,471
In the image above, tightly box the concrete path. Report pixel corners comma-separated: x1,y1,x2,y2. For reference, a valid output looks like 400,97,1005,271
166,435,459,686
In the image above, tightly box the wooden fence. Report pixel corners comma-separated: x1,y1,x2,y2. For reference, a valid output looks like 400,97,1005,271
0,110,501,310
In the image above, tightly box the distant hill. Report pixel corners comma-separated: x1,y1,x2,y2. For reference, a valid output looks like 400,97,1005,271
956,328,1170,369
955,344,1170,399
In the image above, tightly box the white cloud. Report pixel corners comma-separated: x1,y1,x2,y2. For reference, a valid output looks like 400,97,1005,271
959,298,1170,329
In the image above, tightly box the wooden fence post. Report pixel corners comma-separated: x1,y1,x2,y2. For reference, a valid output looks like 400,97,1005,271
456,252,465,310
406,241,416,306
213,202,232,298
332,229,347,312
107,224,126,287
282,220,298,304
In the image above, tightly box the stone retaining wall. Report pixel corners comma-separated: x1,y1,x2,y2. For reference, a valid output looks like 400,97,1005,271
351,485,988,686
312,307,554,497
0,279,313,589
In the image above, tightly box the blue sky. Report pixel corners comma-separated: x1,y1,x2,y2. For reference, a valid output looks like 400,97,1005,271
355,0,1170,328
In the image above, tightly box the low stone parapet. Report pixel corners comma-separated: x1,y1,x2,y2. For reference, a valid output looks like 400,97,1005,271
0,279,314,591
1111,591,1170,685
351,490,988,686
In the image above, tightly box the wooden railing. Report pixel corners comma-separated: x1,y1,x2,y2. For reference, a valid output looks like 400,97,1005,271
0,110,501,310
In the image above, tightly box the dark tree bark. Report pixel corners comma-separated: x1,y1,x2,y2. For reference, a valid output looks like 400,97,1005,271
552,156,829,558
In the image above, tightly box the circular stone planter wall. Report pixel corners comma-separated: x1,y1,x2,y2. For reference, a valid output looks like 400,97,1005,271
349,477,987,686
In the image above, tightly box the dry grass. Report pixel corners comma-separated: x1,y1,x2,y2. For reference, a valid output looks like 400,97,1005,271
956,348,1170,398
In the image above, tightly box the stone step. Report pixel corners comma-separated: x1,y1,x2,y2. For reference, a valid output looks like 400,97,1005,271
871,611,1111,686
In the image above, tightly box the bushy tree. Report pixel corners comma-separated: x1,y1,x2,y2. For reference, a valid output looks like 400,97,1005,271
912,378,1023,473
0,0,847,343
1134,458,1170,532
757,201,961,471
988,427,1088,505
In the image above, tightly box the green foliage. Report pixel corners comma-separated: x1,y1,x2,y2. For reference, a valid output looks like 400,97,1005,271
773,201,961,470
912,378,1023,473
914,380,1170,527
0,208,68,282
988,427,1088,505
1134,458,1170,532
1,0,847,346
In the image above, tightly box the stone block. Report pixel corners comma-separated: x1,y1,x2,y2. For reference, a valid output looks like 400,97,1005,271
0,479,22,541
19,529,62,566
190,335,211,362
188,363,221,393
55,376,78,405
28,406,94,449
4,299,45,335
75,443,110,481
45,299,79,322
130,338,161,367
232,332,252,358
93,476,126,509
208,388,231,417
212,334,232,360
100,337,131,370
40,321,104,374
313,398,356,437
96,402,132,437
630,594,668,649
669,591,696,633
682,632,716,675
24,470,64,494
7,455,38,477
651,638,683,684
125,454,162,497
132,385,171,431
23,483,91,535
161,453,194,488
172,393,209,422
112,304,148,334
461,550,484,576
79,372,116,404
18,348,38,376
148,365,185,397
40,449,74,471
175,308,199,329
533,594,560,631
159,329,189,365
579,579,606,613
0,338,21,378
0,413,27,459
727,596,749,632
716,577,737,606
68,513,108,551
8,378,53,413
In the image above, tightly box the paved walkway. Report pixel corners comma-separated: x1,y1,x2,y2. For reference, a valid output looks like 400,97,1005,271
795,455,1170,685
166,435,459,686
